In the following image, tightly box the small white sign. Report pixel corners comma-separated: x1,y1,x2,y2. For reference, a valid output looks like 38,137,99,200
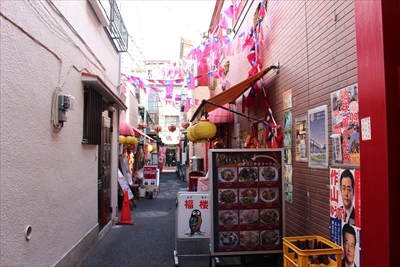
361,117,371,140
176,192,210,240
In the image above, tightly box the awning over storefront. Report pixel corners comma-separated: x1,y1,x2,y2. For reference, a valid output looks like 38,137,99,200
207,104,233,125
190,65,279,123
119,120,134,136
82,72,127,110
132,126,155,142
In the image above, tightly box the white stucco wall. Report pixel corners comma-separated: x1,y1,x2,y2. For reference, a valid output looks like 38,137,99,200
1,1,121,266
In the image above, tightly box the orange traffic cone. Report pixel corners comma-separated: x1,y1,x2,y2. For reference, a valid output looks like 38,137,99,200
117,190,136,226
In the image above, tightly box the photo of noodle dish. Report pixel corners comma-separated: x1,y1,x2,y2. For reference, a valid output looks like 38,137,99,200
239,188,258,203
240,231,259,246
219,210,238,225
219,189,237,204
259,166,278,181
220,232,238,246
260,230,279,245
238,167,258,182
239,209,259,224
218,168,237,182
260,188,278,202
260,209,279,224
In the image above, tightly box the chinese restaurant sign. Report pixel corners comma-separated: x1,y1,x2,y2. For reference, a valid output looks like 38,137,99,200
209,149,284,256
176,192,211,240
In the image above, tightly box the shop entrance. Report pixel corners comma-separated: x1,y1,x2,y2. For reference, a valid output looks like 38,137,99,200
166,148,177,166
98,115,111,229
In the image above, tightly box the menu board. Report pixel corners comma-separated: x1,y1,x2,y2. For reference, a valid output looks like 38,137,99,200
209,149,284,256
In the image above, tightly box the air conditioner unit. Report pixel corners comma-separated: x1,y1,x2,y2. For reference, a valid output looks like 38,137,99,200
88,0,110,27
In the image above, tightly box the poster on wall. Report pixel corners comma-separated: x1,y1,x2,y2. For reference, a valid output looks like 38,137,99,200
308,105,328,168
329,168,361,267
283,90,293,204
209,149,284,256
283,89,292,110
295,117,308,162
283,109,292,148
331,83,360,166
284,165,293,203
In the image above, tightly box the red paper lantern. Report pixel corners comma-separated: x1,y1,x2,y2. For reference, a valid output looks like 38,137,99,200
153,125,162,133
168,124,177,132
181,120,190,129
138,122,147,130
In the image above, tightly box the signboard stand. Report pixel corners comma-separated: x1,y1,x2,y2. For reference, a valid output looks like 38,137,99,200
117,169,136,208
209,148,285,258
143,166,159,197
174,191,211,266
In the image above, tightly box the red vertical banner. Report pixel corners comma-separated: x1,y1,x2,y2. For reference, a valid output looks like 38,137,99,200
158,147,166,171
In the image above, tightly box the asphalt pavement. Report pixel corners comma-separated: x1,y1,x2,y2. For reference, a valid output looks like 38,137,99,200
80,167,281,267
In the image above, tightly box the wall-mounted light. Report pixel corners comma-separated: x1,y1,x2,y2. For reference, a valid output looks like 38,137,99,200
108,102,116,112
274,61,280,74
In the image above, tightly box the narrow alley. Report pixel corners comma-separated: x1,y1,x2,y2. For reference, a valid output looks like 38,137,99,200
80,167,281,267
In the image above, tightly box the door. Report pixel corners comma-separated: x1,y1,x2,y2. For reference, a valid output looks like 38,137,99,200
98,115,111,226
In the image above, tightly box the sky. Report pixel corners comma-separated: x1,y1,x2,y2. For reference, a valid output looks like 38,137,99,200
118,1,217,61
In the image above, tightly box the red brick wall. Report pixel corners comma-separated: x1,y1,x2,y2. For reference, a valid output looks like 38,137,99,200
224,0,358,238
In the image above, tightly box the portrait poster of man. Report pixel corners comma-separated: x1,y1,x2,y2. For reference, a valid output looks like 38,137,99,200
330,83,360,166
329,168,361,267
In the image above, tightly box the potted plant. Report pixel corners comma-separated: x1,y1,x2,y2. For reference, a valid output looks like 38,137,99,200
139,185,147,198
146,188,155,199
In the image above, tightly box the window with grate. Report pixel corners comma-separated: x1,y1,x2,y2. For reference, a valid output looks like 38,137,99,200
165,115,179,125
82,86,103,144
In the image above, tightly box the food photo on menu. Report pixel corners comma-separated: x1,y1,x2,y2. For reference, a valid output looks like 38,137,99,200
219,231,238,247
238,167,259,182
239,188,258,203
239,209,259,224
218,168,237,183
259,166,278,181
240,231,259,246
259,187,279,203
260,230,279,245
219,210,238,225
218,189,238,204
259,209,279,224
